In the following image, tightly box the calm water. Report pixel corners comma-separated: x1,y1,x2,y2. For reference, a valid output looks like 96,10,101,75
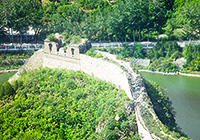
141,72,200,140
0,72,16,84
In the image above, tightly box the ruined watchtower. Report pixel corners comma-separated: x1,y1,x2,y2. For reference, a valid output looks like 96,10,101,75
43,35,91,59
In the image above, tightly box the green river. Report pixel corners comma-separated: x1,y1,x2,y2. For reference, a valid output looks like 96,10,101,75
141,72,200,140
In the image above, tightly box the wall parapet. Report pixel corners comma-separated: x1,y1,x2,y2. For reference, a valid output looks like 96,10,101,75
43,38,91,59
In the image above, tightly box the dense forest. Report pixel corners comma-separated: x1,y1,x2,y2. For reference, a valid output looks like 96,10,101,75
0,0,199,42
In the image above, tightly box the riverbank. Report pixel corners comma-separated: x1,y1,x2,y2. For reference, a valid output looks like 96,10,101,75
141,72,200,140
0,69,18,74
138,69,200,78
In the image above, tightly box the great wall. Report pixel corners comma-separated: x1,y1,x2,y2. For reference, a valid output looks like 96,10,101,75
9,39,180,140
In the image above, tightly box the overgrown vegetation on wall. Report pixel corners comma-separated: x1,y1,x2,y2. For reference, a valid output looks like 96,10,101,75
0,68,140,139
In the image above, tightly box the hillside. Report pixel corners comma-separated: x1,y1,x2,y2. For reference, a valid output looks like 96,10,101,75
0,68,140,139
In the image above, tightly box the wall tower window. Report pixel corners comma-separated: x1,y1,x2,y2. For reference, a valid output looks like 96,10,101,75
71,48,75,56
49,43,52,52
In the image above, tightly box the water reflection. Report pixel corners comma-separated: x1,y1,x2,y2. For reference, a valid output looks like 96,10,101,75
141,72,200,140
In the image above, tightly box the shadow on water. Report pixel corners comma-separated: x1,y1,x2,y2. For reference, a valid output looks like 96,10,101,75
141,72,200,140
143,79,187,137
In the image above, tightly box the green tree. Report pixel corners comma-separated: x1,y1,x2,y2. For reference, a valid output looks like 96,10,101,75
48,3,84,35
0,0,44,43
165,0,200,40
148,0,169,40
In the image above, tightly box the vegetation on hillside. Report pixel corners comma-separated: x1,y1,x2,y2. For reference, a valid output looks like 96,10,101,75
146,42,200,73
1,0,199,42
0,68,140,139
146,40,182,72
99,44,145,60
91,40,200,74
0,51,34,70
85,47,103,58
182,43,200,72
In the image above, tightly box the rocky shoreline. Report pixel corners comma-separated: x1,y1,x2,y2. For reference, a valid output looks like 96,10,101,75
138,69,200,78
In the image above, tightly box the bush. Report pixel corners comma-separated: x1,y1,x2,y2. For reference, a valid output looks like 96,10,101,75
62,32,71,44
71,35,81,44
94,53,103,58
0,68,138,139
0,81,15,99
47,34,57,42
157,68,162,72
85,47,103,58
161,68,165,72
148,66,155,71
98,48,107,52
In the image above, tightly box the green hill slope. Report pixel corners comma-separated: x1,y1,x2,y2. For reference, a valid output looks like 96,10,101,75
0,68,139,139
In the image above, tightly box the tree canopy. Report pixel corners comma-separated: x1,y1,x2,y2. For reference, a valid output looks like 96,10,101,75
0,0,199,42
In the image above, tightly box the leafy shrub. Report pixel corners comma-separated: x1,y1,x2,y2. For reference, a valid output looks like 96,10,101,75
71,35,81,44
62,32,71,44
47,34,57,42
148,40,182,60
161,68,165,72
148,66,155,71
94,53,103,58
182,43,200,72
85,47,103,58
0,81,15,99
98,48,107,52
157,68,162,72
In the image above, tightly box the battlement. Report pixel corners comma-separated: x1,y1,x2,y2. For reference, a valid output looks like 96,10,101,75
43,38,91,59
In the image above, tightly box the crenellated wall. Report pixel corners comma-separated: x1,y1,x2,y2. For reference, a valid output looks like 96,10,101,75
44,39,80,59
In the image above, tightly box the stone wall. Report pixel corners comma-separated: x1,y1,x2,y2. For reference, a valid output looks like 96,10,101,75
9,49,44,82
9,49,177,140
93,51,177,140
43,53,81,71
44,39,80,59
